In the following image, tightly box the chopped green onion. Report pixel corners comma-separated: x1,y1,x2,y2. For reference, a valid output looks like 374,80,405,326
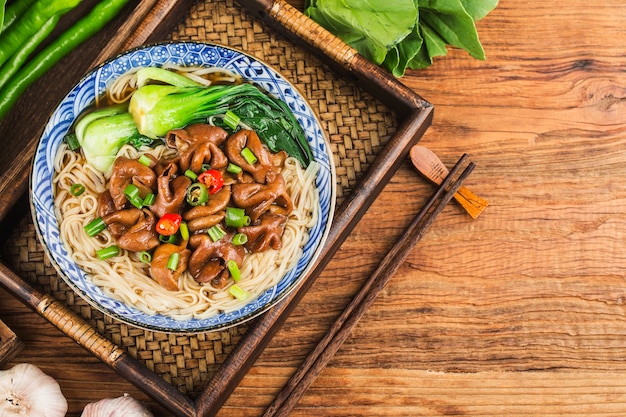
186,182,209,206
139,251,152,264
241,147,257,165
64,133,81,151
208,224,226,242
201,163,211,172
226,163,242,174
179,222,190,241
229,284,250,301
232,233,248,246
84,217,106,237
184,169,198,181
123,183,144,209
227,260,241,282
225,207,250,228
70,183,85,196
143,192,155,206
223,110,240,130
138,154,152,166
124,183,139,198
96,245,119,260
159,234,176,244
167,252,180,270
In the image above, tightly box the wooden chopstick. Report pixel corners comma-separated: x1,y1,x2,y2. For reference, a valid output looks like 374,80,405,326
263,154,475,417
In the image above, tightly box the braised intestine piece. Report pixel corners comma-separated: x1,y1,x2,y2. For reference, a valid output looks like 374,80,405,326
109,156,156,210
165,124,229,172
93,122,298,292
150,241,191,291
188,234,244,288
231,170,293,222
150,162,191,217
239,212,288,252
102,207,160,252
225,130,275,183
183,185,231,232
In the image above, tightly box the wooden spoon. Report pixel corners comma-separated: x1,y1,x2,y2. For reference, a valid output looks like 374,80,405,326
410,145,488,219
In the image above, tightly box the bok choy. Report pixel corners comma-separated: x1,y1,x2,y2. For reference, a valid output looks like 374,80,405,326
73,103,139,172
69,67,314,173
128,67,313,168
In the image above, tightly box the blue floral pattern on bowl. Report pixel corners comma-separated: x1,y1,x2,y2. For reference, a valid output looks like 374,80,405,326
30,42,335,333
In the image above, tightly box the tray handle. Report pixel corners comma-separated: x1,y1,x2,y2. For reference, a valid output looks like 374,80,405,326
268,0,358,68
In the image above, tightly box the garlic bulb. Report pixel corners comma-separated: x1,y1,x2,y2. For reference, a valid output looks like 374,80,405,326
81,394,154,417
0,363,68,417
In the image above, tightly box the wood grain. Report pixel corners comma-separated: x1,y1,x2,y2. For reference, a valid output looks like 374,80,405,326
3,0,626,416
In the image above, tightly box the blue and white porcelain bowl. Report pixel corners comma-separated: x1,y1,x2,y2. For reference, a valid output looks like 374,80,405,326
30,41,335,333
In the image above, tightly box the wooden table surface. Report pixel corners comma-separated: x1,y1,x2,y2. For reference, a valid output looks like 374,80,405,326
2,0,626,415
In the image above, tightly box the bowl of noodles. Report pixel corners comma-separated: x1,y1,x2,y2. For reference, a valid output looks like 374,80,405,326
30,41,335,333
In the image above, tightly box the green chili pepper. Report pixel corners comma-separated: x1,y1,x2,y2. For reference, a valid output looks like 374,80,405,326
70,183,85,196
0,0,131,120
0,15,60,91
1,0,37,33
0,0,81,68
0,0,6,34
186,182,209,206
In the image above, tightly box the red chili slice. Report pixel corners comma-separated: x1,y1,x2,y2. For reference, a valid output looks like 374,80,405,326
156,213,182,236
197,169,224,194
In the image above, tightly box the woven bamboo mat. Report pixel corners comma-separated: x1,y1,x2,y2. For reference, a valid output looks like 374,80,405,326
0,0,397,398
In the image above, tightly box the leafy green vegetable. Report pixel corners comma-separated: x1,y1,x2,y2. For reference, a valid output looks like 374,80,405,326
128,68,313,167
70,67,314,172
304,0,498,77
74,104,138,172
223,93,314,168
420,0,485,60
305,0,417,65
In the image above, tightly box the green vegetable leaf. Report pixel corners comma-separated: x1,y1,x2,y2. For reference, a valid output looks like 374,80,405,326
383,25,423,77
460,0,498,21
305,0,418,65
227,95,314,168
413,18,449,67
419,0,485,60
128,80,314,168
75,104,138,173
305,0,497,76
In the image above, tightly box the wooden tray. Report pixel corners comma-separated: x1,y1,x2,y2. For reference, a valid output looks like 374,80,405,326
0,0,433,415
0,318,23,365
